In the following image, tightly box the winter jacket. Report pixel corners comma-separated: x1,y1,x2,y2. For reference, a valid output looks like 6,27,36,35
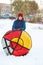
12,19,26,30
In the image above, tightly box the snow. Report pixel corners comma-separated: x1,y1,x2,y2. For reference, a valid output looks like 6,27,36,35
0,19,43,65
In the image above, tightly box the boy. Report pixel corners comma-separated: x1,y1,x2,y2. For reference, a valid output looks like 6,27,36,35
12,13,26,30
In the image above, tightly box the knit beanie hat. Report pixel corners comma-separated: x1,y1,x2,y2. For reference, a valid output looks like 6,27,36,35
18,13,23,17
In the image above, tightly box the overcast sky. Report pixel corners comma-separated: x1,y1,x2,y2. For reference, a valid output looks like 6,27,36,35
0,0,43,9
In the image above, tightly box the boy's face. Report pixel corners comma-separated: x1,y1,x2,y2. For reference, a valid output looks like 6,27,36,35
18,16,22,20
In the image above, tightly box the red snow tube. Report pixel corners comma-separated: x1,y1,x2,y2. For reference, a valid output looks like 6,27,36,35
2,30,32,56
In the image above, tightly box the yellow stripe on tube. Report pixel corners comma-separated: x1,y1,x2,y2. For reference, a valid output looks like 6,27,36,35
11,38,18,43
18,31,32,49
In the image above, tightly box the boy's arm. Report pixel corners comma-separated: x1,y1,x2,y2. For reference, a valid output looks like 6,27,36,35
12,21,15,30
19,21,26,30
22,21,26,30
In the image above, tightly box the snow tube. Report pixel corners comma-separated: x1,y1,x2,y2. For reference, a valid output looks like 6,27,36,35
1,30,32,56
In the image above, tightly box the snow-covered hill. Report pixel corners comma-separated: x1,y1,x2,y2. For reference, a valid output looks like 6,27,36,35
0,19,43,65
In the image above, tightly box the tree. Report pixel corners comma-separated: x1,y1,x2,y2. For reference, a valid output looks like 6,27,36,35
11,0,23,15
29,1,39,14
11,0,39,16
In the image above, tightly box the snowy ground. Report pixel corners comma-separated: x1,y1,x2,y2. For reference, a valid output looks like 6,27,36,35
0,19,43,65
